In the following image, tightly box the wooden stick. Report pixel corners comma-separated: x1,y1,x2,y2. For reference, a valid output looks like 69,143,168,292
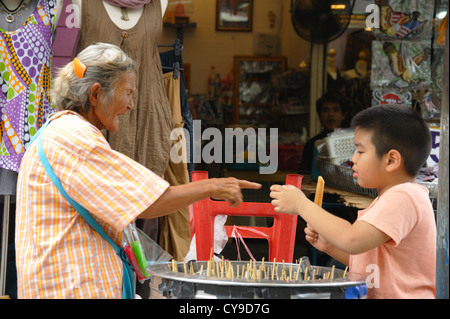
172,259,177,272
303,265,308,281
343,266,348,278
183,260,187,274
217,261,221,278
209,247,214,276
314,176,325,207
295,264,301,281
272,258,276,280
275,264,279,280
330,265,335,280
199,265,203,276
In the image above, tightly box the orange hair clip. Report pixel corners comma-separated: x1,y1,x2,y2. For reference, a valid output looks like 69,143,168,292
73,58,87,79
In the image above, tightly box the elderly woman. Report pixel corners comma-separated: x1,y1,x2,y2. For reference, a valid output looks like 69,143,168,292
15,43,260,299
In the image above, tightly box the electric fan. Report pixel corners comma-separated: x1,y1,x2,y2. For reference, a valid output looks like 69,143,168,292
290,0,353,44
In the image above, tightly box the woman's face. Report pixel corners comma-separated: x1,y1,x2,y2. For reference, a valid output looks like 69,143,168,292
94,71,136,132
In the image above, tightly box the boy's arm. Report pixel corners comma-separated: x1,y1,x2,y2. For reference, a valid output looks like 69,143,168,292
328,247,350,266
305,224,350,265
309,206,391,255
271,185,391,255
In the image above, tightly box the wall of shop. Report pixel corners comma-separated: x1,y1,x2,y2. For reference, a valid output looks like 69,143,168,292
160,0,311,94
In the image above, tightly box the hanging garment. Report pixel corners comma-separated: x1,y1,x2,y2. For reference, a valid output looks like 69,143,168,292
77,0,173,178
160,49,194,175
158,71,191,261
0,0,58,173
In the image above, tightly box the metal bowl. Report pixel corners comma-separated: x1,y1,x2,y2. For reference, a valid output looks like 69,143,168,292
146,260,367,299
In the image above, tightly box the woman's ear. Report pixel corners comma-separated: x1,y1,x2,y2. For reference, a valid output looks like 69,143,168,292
385,149,403,173
88,83,103,108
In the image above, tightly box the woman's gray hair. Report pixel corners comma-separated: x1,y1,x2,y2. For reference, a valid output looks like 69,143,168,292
51,42,137,113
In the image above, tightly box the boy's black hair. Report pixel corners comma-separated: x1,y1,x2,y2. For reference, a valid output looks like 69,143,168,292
351,104,431,177
316,90,349,115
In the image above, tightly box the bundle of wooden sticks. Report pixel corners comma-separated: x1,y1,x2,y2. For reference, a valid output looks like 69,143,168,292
167,256,348,282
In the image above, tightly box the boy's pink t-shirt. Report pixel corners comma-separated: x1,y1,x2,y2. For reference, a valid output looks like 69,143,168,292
349,183,436,299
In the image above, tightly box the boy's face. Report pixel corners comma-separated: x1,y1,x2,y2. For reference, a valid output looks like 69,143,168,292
352,128,385,189
319,101,346,132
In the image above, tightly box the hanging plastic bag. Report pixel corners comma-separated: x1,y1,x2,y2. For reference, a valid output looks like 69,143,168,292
122,223,173,282
184,215,228,262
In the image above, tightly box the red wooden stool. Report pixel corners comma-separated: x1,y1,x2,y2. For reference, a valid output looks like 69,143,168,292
189,171,303,262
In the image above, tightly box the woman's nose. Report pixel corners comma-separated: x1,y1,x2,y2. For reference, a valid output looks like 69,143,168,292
128,99,134,111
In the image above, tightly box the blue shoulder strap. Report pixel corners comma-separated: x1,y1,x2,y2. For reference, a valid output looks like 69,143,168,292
32,118,135,299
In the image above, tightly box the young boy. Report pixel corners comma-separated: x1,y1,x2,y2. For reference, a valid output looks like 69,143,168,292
271,104,436,299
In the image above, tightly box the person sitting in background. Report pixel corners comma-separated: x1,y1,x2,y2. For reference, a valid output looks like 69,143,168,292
298,91,350,174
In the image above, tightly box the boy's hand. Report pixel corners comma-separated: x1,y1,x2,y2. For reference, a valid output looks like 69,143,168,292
305,223,333,254
270,184,307,215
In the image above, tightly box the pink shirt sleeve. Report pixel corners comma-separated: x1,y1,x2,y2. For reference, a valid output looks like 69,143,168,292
358,188,418,246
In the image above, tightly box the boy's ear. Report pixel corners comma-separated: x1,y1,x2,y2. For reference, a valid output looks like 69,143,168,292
385,149,402,173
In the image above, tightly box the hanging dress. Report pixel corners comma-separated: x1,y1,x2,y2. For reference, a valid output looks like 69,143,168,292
77,0,173,178
0,0,58,173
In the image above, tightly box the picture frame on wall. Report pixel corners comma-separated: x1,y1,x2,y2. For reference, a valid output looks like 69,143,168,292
216,0,253,32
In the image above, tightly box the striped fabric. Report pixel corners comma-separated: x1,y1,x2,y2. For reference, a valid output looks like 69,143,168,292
15,111,170,299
